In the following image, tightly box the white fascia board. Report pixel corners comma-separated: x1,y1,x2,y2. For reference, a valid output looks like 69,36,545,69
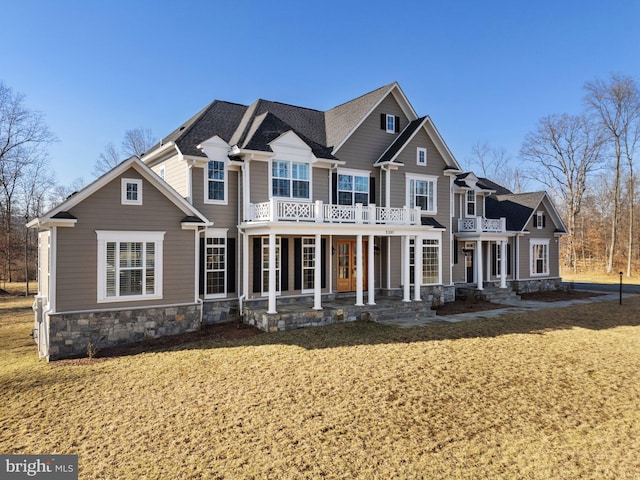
376,117,428,165
35,157,210,226
424,117,462,171
269,131,316,163
141,141,178,166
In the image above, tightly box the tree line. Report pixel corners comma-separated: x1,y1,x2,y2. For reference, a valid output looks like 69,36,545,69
0,80,154,291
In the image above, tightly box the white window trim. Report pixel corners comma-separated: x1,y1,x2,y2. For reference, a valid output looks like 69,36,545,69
536,211,544,229
96,231,165,303
416,147,427,166
158,165,166,181
406,173,438,215
204,229,228,299
204,160,228,205
530,239,550,277
385,114,396,134
301,236,316,294
269,159,313,201
337,168,371,206
121,178,143,205
409,237,442,286
466,190,476,218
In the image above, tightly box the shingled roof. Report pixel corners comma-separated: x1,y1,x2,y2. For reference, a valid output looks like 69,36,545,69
485,191,547,231
376,117,426,165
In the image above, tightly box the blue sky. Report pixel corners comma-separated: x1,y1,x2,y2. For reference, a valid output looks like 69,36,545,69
1,0,638,187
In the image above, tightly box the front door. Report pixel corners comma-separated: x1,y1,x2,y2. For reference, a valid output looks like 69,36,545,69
336,240,368,292
465,249,474,283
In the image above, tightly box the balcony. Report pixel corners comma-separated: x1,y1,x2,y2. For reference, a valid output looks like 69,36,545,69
458,216,506,233
248,199,422,225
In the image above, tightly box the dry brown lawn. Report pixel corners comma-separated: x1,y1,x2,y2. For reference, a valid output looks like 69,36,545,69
2,294,640,479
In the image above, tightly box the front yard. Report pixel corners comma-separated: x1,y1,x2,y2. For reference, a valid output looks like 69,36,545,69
1,294,640,479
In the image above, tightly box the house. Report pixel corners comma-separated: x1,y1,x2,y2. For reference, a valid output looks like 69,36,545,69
28,83,567,360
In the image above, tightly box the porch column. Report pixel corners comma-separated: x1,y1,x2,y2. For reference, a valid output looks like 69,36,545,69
476,239,484,290
414,236,422,301
355,234,364,306
367,234,375,305
403,235,411,302
267,233,277,314
313,234,322,310
242,232,249,298
500,240,507,288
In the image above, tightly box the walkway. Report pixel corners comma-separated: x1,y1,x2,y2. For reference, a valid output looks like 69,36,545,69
376,291,638,328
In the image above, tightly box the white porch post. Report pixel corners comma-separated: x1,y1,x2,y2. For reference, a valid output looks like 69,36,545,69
403,235,411,302
313,234,322,310
355,234,364,306
267,233,277,314
500,240,507,288
413,236,422,301
367,234,375,305
476,239,484,290
242,232,249,298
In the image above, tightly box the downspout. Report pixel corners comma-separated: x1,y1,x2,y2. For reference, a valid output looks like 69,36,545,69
382,165,391,289
195,226,204,327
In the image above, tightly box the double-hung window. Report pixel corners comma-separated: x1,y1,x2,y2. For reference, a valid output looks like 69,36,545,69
407,174,437,214
206,160,227,204
531,239,549,276
302,237,315,292
337,171,369,205
408,238,441,285
205,237,226,297
272,160,310,199
466,191,476,216
97,231,164,302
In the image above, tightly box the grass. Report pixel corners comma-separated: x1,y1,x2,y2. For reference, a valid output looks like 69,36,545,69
2,294,640,478
561,269,640,284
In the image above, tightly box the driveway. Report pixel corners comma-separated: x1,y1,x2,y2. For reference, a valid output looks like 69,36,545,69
564,281,640,294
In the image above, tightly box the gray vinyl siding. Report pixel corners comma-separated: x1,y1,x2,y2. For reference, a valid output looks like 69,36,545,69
334,95,410,171
249,161,269,204
55,168,196,312
191,166,239,232
520,204,560,279
313,167,329,203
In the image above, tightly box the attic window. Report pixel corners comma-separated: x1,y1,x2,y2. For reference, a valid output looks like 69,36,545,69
121,179,142,205
381,114,400,133
534,211,546,229
417,147,427,166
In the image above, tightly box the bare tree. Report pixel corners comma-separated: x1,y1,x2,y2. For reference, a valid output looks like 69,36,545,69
467,141,529,193
521,113,604,272
122,128,155,159
93,128,156,176
0,81,56,283
584,74,640,273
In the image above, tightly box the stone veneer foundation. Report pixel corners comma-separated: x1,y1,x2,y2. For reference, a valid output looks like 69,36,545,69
511,277,563,294
47,303,201,360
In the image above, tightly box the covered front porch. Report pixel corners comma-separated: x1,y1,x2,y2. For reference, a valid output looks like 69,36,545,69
454,233,514,291
239,220,446,322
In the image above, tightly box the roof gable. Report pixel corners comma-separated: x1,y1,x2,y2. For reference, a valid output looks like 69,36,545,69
485,191,567,233
29,157,210,227
325,83,419,154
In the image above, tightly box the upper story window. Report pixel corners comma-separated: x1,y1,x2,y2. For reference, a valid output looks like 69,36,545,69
417,147,427,166
338,171,369,206
534,211,546,229
466,191,476,217
272,160,310,199
407,174,437,214
380,114,400,133
121,178,142,205
206,160,227,204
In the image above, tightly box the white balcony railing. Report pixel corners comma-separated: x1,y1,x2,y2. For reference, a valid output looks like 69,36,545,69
458,216,506,233
248,199,422,225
